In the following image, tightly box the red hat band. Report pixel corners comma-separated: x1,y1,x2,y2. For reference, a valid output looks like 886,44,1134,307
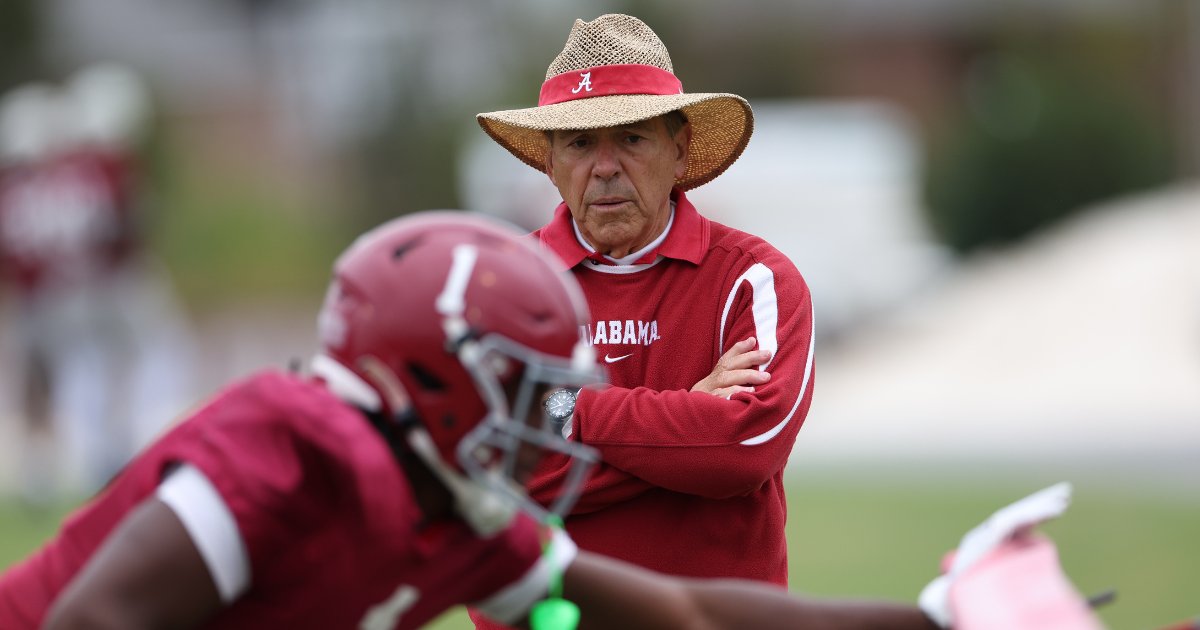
538,64,684,106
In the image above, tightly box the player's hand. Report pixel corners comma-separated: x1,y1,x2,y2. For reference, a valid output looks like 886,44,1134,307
690,337,772,399
918,482,1074,628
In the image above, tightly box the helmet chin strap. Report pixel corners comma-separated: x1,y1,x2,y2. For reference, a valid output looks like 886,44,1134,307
405,427,518,537
358,354,519,537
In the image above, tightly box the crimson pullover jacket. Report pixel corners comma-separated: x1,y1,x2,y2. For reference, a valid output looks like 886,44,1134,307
531,190,814,584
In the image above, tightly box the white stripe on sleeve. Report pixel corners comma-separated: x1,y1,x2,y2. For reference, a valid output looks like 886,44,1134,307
741,307,815,445
716,262,816,445
471,528,578,624
156,463,251,603
718,263,778,370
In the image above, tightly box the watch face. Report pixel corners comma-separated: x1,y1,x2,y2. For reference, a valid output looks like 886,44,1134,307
544,388,576,421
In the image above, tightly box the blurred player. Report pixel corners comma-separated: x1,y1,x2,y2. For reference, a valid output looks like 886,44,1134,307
0,212,947,629
0,65,193,499
0,81,68,501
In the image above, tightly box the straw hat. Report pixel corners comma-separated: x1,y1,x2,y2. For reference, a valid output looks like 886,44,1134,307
477,14,753,191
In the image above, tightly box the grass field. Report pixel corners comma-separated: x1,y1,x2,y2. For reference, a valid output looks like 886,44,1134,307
2,472,1195,629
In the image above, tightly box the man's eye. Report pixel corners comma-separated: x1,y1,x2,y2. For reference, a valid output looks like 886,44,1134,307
567,137,589,148
625,135,643,144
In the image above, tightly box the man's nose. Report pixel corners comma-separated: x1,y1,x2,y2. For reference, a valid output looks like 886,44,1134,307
591,139,621,179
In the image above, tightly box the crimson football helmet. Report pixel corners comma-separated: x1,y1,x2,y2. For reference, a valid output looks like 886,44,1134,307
312,212,602,535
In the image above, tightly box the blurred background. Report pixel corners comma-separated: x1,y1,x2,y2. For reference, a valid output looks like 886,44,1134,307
0,0,1197,627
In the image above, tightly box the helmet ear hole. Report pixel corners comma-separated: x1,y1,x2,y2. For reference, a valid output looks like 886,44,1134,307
406,362,446,392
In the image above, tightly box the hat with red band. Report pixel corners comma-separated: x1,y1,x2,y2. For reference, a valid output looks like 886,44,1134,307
477,14,754,191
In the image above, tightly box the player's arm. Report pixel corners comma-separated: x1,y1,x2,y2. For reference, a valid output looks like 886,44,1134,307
44,463,252,630
556,550,936,630
507,485,1079,630
42,497,222,630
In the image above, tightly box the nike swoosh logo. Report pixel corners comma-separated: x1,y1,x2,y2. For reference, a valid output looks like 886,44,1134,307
604,353,633,364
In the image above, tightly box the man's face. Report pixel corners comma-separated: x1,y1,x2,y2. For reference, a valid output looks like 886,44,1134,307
545,116,691,258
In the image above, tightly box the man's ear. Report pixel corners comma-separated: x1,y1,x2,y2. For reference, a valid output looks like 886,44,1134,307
674,122,693,180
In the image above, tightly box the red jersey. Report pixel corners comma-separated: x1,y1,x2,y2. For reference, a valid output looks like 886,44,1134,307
0,148,139,295
536,191,814,578
0,371,555,629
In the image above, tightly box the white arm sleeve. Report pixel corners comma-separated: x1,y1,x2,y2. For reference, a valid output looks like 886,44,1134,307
156,463,251,603
471,528,578,624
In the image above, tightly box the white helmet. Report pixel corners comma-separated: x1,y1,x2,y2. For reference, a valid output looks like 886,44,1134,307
64,63,151,149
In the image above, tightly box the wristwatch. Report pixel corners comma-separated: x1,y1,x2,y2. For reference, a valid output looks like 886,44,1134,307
543,388,578,423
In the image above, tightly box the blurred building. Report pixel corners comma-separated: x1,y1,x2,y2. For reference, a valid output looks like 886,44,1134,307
796,184,1200,485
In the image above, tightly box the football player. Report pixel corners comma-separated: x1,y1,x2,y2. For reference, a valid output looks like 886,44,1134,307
0,212,941,629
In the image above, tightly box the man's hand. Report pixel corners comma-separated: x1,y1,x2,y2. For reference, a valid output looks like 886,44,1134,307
691,337,772,399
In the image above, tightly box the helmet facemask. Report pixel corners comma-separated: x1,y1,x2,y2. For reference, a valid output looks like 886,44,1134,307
385,326,600,538
431,241,601,535
453,332,600,532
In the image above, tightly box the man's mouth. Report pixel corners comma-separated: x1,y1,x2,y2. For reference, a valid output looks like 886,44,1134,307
589,197,630,210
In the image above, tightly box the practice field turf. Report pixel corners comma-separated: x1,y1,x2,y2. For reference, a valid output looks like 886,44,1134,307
2,474,1195,629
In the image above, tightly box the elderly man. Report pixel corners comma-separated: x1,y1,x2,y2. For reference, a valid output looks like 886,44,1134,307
472,13,816,624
